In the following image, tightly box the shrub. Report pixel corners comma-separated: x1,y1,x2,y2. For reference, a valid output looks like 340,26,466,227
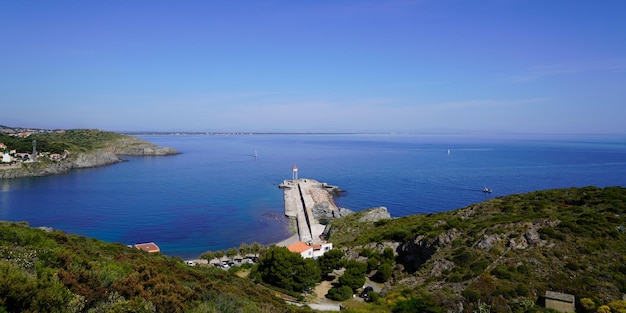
609,300,626,313
360,248,374,258
326,286,353,301
565,261,580,271
580,298,596,313
491,265,512,280
382,247,395,262
374,263,393,282
317,249,344,276
538,227,565,240
470,260,490,275
368,291,381,303
515,283,530,297
374,219,390,227
447,273,463,283
367,258,379,272
339,260,367,292
462,289,481,302
392,297,441,313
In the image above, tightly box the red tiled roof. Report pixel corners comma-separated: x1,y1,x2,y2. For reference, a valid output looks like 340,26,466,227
135,242,160,253
287,241,312,253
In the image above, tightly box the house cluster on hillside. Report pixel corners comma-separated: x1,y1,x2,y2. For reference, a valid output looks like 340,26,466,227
0,126,64,137
0,142,68,166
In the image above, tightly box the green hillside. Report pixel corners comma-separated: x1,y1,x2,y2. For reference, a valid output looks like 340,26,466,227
0,222,304,313
1,129,156,155
325,186,626,313
0,129,127,154
1,186,625,313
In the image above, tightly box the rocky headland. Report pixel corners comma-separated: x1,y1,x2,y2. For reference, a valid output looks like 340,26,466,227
0,133,179,179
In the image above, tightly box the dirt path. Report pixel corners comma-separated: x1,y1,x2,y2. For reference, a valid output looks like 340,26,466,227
314,279,333,301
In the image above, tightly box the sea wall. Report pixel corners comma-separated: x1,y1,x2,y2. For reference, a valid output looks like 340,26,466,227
281,179,353,244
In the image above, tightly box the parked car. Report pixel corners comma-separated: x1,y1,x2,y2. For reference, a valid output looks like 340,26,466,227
359,286,373,298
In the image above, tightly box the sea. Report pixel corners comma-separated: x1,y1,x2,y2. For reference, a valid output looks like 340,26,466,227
1,134,625,259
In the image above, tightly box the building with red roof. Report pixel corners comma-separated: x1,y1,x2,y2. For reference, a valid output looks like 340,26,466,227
134,242,160,253
287,241,333,259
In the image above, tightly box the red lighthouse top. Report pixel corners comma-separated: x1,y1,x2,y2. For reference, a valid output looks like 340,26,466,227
292,165,298,171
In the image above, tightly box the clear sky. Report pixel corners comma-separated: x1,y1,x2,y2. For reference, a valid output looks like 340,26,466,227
1,1,625,134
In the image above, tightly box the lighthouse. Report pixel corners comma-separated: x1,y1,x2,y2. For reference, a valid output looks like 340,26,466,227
292,165,298,181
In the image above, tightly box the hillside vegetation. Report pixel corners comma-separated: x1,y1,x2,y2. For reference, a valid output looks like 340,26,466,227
0,129,176,154
324,186,626,313
0,222,305,313
1,186,625,313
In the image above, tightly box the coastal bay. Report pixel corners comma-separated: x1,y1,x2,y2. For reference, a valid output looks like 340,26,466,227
1,134,625,259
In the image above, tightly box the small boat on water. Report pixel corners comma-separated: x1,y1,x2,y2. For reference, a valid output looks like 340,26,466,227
483,187,493,193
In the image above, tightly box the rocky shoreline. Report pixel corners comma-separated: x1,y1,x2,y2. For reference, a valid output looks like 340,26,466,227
0,136,179,179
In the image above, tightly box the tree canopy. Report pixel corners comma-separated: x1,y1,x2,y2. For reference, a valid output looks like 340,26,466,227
256,246,321,293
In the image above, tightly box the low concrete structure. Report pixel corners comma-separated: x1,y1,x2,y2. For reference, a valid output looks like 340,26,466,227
134,242,160,253
545,291,575,312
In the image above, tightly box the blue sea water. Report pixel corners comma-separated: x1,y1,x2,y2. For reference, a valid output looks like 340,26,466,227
1,134,625,259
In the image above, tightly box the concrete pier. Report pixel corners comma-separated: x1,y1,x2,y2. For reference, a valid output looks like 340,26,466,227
280,179,338,244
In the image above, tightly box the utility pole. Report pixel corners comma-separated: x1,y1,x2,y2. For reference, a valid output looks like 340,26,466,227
32,140,37,162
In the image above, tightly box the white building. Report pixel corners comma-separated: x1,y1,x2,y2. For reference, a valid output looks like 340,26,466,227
287,241,313,258
312,242,333,258
287,241,333,259
2,152,11,163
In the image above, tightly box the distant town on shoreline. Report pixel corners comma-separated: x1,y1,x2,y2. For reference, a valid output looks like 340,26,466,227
3,124,625,138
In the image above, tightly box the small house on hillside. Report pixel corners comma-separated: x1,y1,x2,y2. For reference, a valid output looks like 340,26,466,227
134,242,160,253
288,241,313,258
545,291,575,312
287,241,333,259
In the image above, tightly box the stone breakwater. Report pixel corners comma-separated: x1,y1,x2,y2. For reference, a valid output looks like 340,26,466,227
279,179,352,244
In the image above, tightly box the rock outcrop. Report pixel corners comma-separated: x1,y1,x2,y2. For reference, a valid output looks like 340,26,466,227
108,137,179,156
312,203,354,221
358,206,391,223
397,228,462,272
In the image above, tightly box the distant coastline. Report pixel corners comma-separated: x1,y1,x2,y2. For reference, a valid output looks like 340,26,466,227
125,131,626,139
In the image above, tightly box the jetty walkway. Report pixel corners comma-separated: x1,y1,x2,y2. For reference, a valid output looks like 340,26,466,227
279,179,338,244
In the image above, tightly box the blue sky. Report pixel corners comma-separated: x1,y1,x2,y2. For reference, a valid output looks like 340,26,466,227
1,1,625,134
